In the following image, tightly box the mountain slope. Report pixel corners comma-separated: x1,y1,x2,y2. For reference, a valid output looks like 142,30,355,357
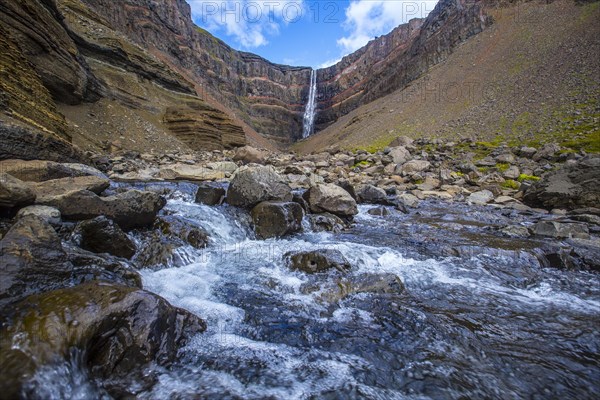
295,0,600,154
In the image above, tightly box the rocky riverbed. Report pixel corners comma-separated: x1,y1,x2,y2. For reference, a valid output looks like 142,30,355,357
1,139,599,398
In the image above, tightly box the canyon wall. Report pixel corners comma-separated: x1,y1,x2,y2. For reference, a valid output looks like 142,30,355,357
0,0,491,158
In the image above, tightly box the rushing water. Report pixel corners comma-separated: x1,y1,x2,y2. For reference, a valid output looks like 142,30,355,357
27,183,600,399
302,69,318,139
131,186,600,399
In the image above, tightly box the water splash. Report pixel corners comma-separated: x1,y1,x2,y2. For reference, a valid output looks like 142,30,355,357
302,69,317,138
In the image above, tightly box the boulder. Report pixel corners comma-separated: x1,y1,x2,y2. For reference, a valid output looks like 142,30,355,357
388,146,412,165
368,206,391,216
155,216,209,249
195,185,226,205
467,190,494,205
523,157,600,210
286,249,351,273
503,165,520,180
76,216,137,259
532,221,590,240
355,184,388,205
158,164,226,181
397,160,431,175
251,201,304,239
0,282,206,399
0,215,72,309
30,175,110,201
233,146,269,164
307,213,347,233
0,159,104,182
389,136,414,147
304,184,358,217
337,179,357,200
396,193,420,208
518,147,537,158
39,190,166,230
0,173,36,209
227,165,292,208
16,205,61,225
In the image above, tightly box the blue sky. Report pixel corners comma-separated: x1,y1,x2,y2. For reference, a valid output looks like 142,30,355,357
187,1,439,68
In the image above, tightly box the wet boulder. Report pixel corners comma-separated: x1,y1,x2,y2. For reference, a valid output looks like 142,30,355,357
368,206,391,216
0,281,206,399
286,249,351,274
307,212,348,233
532,221,590,240
195,185,226,205
0,173,36,209
135,216,210,269
0,215,72,309
251,201,304,239
304,183,358,218
227,165,292,208
39,189,166,230
76,216,137,259
524,156,600,210
156,215,209,249
355,184,389,205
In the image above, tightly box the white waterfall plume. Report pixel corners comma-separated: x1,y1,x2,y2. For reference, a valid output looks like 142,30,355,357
302,69,317,138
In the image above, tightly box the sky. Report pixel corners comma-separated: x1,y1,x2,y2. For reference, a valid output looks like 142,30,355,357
187,1,439,68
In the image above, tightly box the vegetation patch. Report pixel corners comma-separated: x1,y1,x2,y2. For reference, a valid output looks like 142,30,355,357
501,180,520,190
517,174,540,183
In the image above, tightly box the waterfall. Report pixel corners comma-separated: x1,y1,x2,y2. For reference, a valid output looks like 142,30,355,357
302,69,317,138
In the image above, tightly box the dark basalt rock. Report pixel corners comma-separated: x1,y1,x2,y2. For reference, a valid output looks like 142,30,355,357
227,165,292,208
251,201,304,239
307,212,348,233
155,215,210,249
195,185,226,206
0,281,206,399
524,157,600,211
0,215,72,309
39,189,166,230
356,184,389,205
285,249,351,274
0,173,36,210
76,216,137,259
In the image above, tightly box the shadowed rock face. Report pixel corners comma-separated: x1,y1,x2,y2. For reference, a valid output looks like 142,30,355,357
0,281,206,399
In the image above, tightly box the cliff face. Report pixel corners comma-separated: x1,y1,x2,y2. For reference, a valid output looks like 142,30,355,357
75,0,490,143
78,0,312,145
315,0,490,132
0,0,492,159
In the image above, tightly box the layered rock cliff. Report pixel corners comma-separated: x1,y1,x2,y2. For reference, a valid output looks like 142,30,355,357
75,0,490,143
315,0,490,132
1,0,492,158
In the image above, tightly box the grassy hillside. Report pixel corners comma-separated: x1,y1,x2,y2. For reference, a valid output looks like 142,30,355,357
293,0,600,154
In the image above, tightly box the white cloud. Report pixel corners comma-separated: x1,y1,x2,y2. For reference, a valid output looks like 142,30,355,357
188,1,305,49
337,1,438,54
318,57,342,69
